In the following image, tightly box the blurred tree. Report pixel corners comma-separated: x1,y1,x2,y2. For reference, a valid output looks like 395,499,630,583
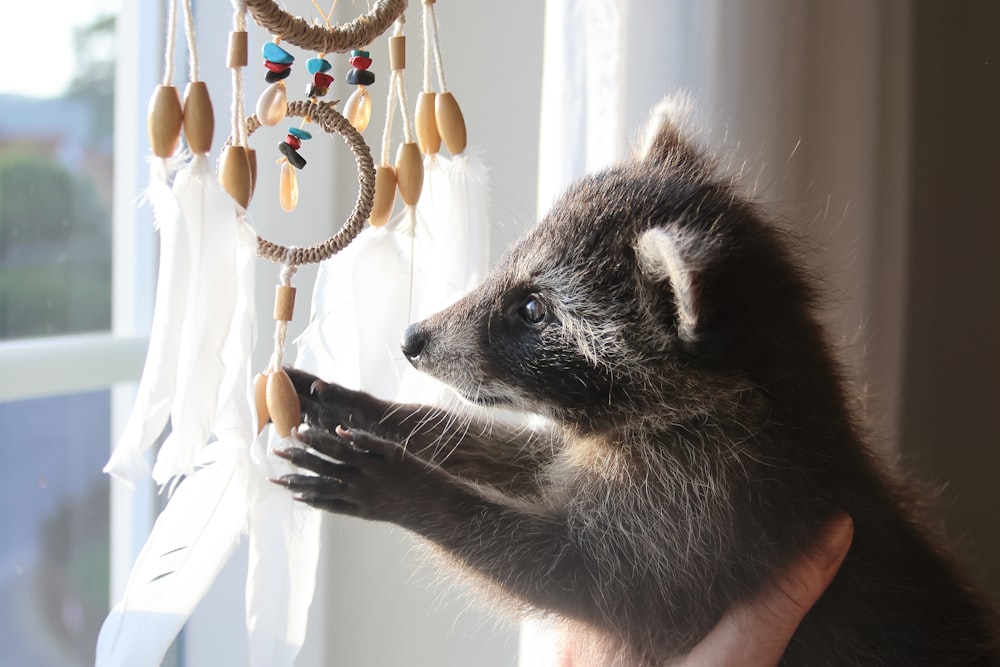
67,14,116,148
0,152,111,338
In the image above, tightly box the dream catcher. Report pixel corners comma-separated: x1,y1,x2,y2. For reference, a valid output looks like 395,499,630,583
96,0,409,665
98,0,489,662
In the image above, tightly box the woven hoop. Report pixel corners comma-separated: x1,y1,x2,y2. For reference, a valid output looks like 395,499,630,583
245,0,407,54
246,100,375,266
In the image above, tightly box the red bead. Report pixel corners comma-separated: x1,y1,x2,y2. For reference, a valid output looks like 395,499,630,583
285,134,301,150
349,56,373,70
313,72,334,88
264,60,292,72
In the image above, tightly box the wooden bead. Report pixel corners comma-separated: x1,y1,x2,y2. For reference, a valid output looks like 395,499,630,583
247,148,258,198
369,165,396,227
182,81,214,154
435,92,467,155
273,284,296,321
344,87,372,132
279,162,298,212
228,31,248,68
388,35,406,71
253,372,270,434
395,142,423,207
265,369,300,438
147,85,183,158
218,145,252,209
415,92,441,155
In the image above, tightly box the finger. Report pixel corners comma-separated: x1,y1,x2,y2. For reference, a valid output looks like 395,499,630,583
273,445,358,479
284,367,326,423
294,427,374,464
683,514,854,667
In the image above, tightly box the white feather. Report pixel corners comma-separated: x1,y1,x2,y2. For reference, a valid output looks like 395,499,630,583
105,164,192,486
95,441,249,667
443,152,491,294
244,431,322,667
154,155,244,483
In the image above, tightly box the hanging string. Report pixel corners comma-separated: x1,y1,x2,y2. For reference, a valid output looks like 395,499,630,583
423,1,448,93
180,0,200,82
162,0,180,86
230,0,248,147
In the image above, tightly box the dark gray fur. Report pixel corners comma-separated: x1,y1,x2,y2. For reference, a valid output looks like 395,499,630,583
276,105,1000,666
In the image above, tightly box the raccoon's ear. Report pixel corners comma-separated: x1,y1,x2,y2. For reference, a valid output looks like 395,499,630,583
634,96,709,171
636,226,705,343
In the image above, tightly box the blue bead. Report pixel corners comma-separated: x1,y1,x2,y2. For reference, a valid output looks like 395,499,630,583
307,58,332,74
262,42,294,64
287,127,312,140
350,49,370,58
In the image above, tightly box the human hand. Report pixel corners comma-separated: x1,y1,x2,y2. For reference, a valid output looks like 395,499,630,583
680,514,854,666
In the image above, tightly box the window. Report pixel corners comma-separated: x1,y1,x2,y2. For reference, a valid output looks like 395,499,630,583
0,1,125,665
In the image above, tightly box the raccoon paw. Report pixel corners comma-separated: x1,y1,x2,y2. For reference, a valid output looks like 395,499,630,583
271,426,433,522
284,367,377,433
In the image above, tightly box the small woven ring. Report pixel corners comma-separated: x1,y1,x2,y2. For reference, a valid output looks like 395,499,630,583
246,99,375,266
245,0,407,54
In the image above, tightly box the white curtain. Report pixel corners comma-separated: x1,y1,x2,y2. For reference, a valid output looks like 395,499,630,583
524,1,910,663
536,0,911,443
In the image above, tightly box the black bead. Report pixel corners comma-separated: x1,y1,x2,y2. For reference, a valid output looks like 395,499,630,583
265,67,292,83
306,83,329,98
346,69,375,86
278,141,307,169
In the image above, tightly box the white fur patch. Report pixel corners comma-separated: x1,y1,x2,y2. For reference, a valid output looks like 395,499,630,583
636,227,699,341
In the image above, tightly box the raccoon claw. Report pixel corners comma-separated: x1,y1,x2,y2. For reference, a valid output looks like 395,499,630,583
273,426,428,521
283,367,372,432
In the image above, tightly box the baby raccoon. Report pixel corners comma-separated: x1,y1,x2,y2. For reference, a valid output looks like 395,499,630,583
275,103,1000,666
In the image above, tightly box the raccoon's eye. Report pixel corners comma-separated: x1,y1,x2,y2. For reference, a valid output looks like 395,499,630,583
519,295,547,324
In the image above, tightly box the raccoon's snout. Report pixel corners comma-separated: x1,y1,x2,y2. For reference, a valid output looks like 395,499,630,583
401,323,428,365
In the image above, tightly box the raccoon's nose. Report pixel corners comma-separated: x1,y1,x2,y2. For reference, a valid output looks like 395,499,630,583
400,324,428,363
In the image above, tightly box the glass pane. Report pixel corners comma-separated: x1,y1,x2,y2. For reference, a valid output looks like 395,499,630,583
0,391,110,666
0,2,117,340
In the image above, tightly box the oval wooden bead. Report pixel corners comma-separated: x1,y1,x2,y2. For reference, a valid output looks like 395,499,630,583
435,92,467,155
344,87,372,132
228,31,248,68
147,85,183,158
369,165,396,227
395,142,423,206
415,91,441,155
247,148,258,198
388,35,405,71
273,284,297,321
254,372,270,434
218,145,252,209
182,81,214,154
279,161,298,212
265,369,301,439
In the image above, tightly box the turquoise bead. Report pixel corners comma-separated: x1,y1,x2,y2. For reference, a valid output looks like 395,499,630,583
287,127,312,140
262,42,294,64
307,58,332,74
350,49,370,58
